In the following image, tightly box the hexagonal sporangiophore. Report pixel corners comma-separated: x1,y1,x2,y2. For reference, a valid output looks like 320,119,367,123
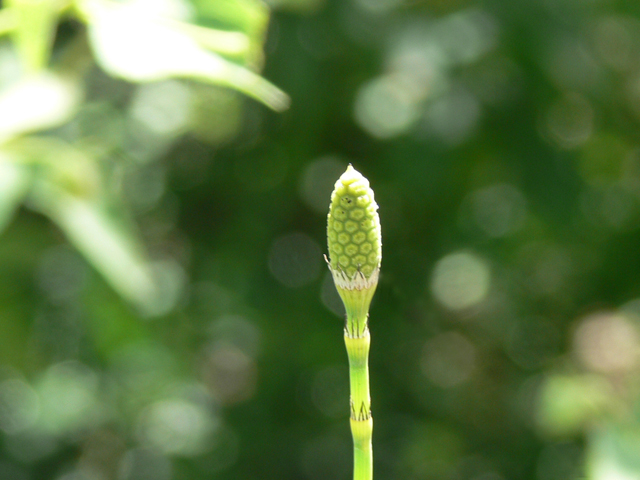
327,165,381,287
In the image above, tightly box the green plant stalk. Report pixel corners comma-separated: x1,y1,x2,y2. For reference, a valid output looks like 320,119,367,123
327,165,381,480
345,327,373,480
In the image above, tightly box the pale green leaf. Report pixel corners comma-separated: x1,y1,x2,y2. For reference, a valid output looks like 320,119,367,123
171,22,251,57
15,136,182,315
28,177,165,315
81,0,289,111
0,72,81,144
190,0,269,65
191,0,268,35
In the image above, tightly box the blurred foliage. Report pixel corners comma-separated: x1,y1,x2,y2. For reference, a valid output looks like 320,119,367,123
0,0,288,314
2,0,640,480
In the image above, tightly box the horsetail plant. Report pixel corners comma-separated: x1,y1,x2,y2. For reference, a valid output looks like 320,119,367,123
327,165,381,480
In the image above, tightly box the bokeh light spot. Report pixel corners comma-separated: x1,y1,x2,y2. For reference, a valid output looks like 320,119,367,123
431,251,491,311
208,315,261,359
353,74,420,139
0,379,39,434
593,16,634,72
56,470,97,480
300,156,346,214
118,448,172,480
435,9,498,66
201,342,257,405
130,80,190,136
36,362,100,435
421,332,476,388
145,259,186,317
421,88,481,145
137,399,217,456
123,163,167,213
468,183,527,238
320,271,346,318
542,93,594,149
311,365,349,418
543,36,600,90
353,0,402,15
573,312,640,373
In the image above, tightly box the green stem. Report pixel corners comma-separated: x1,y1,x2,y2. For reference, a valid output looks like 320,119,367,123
345,321,373,480
352,430,373,480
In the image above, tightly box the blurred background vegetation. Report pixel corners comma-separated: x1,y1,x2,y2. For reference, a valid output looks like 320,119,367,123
1,0,640,479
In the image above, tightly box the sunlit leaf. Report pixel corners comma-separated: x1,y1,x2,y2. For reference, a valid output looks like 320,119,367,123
0,72,81,144
81,0,289,111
